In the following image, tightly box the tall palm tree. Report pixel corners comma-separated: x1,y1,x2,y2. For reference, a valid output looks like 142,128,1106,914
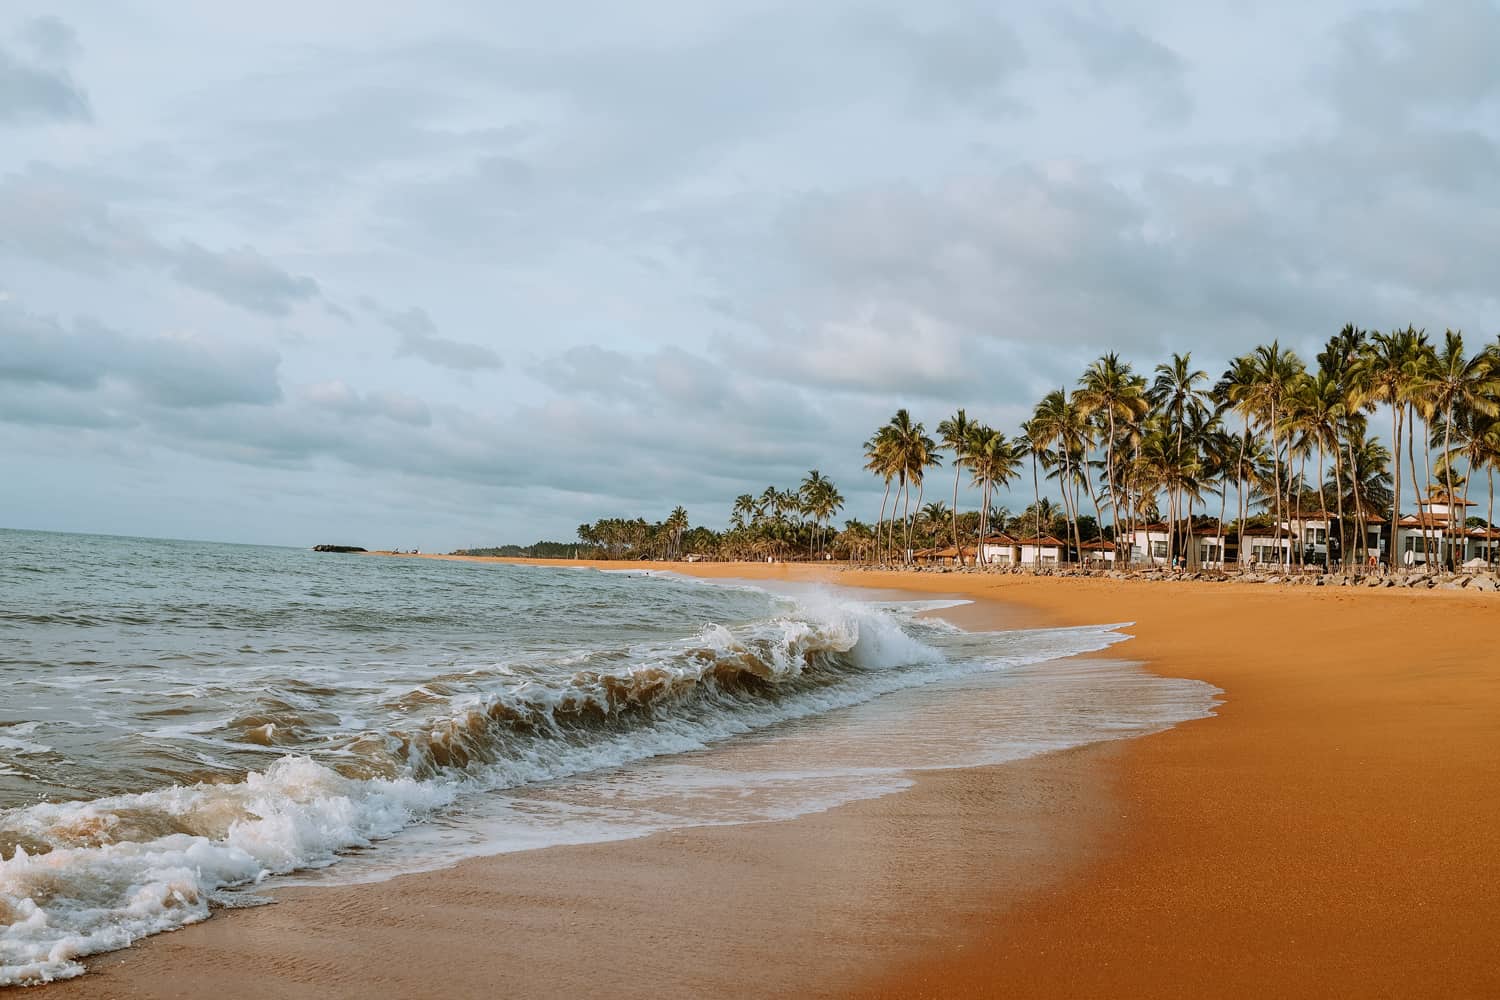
1076,354,1148,547
966,425,1019,564
1361,327,1420,567
1248,342,1306,566
730,494,756,531
1214,354,1261,568
665,506,689,558
936,409,975,565
1032,390,1087,560
1416,331,1499,568
1018,420,1047,560
880,409,940,563
799,470,842,558
1148,352,1210,559
863,427,898,563
1293,369,1352,568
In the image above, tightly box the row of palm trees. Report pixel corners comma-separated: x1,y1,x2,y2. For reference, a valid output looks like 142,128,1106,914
725,471,847,560
863,326,1500,570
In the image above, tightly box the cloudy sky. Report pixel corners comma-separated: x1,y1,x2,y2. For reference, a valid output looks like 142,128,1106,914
2,1,1498,549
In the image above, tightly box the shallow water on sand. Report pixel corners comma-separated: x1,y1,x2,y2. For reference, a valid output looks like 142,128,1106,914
0,530,1218,984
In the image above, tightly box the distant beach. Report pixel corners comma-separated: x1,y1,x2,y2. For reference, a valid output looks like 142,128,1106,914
45,558,1500,999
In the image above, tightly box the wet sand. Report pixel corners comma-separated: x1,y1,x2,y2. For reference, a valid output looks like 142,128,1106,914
49,561,1500,998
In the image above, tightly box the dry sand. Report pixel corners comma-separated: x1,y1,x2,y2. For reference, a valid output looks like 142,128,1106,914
48,560,1500,999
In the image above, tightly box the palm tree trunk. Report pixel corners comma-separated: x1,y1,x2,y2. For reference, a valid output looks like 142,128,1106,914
1442,403,1455,571
876,479,891,566
1489,468,1496,566
1389,401,1402,572
1269,407,1283,567
911,478,925,565
1421,409,1435,572
1217,476,1229,572
1295,450,1307,568
900,476,912,565
1106,412,1121,549
978,479,990,567
950,462,964,567
1031,448,1042,573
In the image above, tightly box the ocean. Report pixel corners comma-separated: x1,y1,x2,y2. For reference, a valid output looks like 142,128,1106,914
0,529,1217,985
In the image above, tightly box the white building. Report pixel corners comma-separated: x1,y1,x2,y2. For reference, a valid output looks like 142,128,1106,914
1126,522,1231,568
979,534,1018,566
1017,535,1067,565
1394,490,1487,569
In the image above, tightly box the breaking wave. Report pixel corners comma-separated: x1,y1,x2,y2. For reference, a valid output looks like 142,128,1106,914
0,594,1126,985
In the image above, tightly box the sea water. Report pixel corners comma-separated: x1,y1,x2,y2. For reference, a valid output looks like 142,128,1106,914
0,529,1218,984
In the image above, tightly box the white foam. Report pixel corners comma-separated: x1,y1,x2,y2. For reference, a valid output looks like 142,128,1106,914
0,595,1131,985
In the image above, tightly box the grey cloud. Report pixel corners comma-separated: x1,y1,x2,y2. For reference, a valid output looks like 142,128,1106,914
0,167,153,271
0,304,282,409
0,168,326,315
365,301,504,371
301,380,432,426
685,159,1452,399
0,22,90,125
1056,11,1191,122
1326,0,1500,121
858,9,1028,115
19,16,81,62
170,242,320,316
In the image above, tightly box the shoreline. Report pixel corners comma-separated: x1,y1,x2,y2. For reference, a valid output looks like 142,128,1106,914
47,560,1500,997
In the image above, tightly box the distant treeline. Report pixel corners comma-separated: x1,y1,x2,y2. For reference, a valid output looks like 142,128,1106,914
450,541,578,558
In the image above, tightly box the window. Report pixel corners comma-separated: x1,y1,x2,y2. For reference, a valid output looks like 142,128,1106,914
1305,528,1326,544
1151,541,1167,558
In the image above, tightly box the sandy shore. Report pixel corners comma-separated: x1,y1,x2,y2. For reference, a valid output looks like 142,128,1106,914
48,561,1500,998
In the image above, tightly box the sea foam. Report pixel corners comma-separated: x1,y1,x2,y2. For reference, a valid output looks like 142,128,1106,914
1,593,1127,985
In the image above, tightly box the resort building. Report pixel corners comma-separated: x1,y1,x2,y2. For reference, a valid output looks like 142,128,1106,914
1016,535,1067,565
1394,489,1486,569
1125,521,1232,569
979,533,1018,566
1079,539,1117,565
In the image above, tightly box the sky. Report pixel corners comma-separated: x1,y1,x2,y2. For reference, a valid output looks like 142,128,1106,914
2,1,1498,550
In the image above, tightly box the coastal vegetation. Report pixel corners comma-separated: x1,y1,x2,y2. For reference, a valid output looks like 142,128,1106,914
464,327,1500,568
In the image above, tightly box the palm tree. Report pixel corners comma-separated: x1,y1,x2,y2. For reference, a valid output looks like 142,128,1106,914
917,501,950,548
879,409,940,563
1031,391,1082,560
1292,369,1352,568
665,506,689,558
1416,331,1499,569
1361,327,1418,567
1247,342,1306,566
1148,352,1210,559
1214,354,1262,568
1076,354,1148,547
730,494,757,531
863,427,898,563
966,425,1019,564
937,409,976,565
799,470,843,558
1018,420,1047,561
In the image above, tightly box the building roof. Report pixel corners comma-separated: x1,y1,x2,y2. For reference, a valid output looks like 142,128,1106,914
980,533,1017,545
1419,490,1475,506
1399,514,1468,530
1134,521,1229,536
1080,539,1118,550
1016,535,1067,547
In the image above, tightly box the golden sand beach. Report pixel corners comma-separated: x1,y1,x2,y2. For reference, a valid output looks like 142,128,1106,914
49,559,1500,999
